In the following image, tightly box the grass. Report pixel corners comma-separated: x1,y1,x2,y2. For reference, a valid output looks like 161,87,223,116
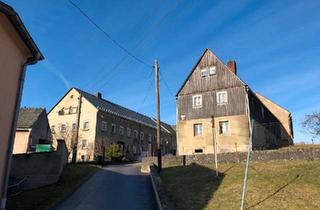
161,160,320,210
6,163,100,210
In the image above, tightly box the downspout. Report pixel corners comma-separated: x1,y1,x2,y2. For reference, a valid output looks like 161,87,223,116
0,54,41,210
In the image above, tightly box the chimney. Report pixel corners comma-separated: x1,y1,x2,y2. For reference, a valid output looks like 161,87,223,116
227,60,237,75
95,92,102,99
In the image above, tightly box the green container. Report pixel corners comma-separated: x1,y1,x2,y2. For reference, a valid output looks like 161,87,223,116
36,144,51,152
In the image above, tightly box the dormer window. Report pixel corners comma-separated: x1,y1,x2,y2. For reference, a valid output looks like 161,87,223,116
192,95,202,108
200,69,207,77
209,66,216,75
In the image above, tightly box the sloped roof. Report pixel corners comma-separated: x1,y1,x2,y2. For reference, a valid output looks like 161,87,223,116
75,88,171,132
17,108,44,128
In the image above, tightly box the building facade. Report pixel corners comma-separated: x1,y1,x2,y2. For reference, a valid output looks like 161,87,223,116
176,49,293,155
0,2,43,209
13,108,52,154
48,88,176,162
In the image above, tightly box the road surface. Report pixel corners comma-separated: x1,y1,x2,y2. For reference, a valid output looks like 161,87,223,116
53,163,157,210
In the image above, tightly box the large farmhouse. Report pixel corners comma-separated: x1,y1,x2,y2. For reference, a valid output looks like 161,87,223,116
48,88,176,162
176,49,293,155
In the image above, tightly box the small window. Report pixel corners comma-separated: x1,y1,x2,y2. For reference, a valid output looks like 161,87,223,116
195,149,203,153
140,132,144,140
148,134,152,143
219,121,229,135
127,128,131,137
111,124,116,133
261,106,265,119
61,124,66,132
119,126,124,136
69,107,77,114
194,124,202,136
134,130,138,139
192,95,202,108
82,139,88,149
51,125,55,133
101,121,107,131
200,69,207,77
72,123,77,132
209,66,216,75
217,91,228,105
83,121,89,130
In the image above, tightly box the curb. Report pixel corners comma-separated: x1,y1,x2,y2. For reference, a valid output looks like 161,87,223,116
150,170,163,210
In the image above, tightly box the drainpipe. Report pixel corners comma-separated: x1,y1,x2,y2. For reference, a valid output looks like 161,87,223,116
0,54,41,210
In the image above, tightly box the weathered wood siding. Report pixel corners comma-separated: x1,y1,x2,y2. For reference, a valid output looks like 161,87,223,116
177,49,246,120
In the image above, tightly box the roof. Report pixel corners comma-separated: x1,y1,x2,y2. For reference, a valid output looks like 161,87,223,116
17,108,44,128
0,1,44,62
176,49,246,96
255,93,291,114
75,88,172,132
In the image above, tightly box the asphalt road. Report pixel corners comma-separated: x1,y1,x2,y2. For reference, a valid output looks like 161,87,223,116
53,163,157,210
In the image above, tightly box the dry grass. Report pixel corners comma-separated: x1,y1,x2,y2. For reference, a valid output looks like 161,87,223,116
6,163,100,210
161,160,320,210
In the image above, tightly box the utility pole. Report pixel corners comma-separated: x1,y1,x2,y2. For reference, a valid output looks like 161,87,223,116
155,59,162,172
211,116,218,177
72,94,82,163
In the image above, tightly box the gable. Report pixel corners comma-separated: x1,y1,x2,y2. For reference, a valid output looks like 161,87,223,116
177,49,245,96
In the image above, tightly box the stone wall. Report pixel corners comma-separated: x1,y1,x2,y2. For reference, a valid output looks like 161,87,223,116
9,140,68,190
145,147,320,168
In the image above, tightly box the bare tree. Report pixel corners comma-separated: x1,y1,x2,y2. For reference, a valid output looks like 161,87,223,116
302,111,320,140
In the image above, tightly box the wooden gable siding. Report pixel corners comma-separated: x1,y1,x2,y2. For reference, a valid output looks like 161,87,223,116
178,86,247,120
178,49,244,96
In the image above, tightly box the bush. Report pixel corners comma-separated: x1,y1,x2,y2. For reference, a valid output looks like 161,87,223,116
105,144,123,161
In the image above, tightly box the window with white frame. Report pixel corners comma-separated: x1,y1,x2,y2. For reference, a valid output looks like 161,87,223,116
81,139,88,149
219,121,229,135
192,95,202,108
200,69,207,77
134,130,138,139
61,124,66,133
217,91,228,105
101,121,107,131
140,132,144,140
83,121,89,130
119,126,124,136
209,66,216,75
111,124,116,133
127,128,131,137
194,123,202,136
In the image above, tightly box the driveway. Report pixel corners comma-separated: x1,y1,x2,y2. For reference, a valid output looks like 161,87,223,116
53,163,157,210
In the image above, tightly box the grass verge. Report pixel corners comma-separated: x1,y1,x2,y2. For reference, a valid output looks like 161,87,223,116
161,160,320,210
6,163,100,210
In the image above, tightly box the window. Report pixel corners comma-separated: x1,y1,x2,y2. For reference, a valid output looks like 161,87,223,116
192,95,202,108
148,134,152,143
51,125,55,133
209,66,216,75
83,121,89,130
140,132,144,140
81,139,88,149
61,124,66,132
194,124,202,136
261,106,265,119
72,123,77,132
134,130,138,139
217,91,228,105
200,69,207,77
219,121,229,135
119,126,124,136
127,128,131,137
69,107,77,114
195,149,203,153
111,124,116,133
101,121,107,131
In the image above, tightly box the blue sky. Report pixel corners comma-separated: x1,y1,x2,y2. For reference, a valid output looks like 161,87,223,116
5,0,320,143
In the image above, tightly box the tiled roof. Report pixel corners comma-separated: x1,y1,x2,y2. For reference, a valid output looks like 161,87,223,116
75,88,167,130
17,108,44,128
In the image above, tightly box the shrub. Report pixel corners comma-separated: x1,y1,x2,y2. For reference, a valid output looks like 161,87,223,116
105,144,123,161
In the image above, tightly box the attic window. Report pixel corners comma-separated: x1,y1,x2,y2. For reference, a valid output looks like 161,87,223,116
209,66,216,75
200,69,207,77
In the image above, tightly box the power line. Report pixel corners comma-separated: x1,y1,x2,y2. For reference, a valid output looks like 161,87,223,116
68,0,151,68
159,69,175,97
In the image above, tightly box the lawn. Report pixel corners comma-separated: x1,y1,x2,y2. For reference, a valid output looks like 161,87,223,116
161,160,320,210
6,163,100,210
